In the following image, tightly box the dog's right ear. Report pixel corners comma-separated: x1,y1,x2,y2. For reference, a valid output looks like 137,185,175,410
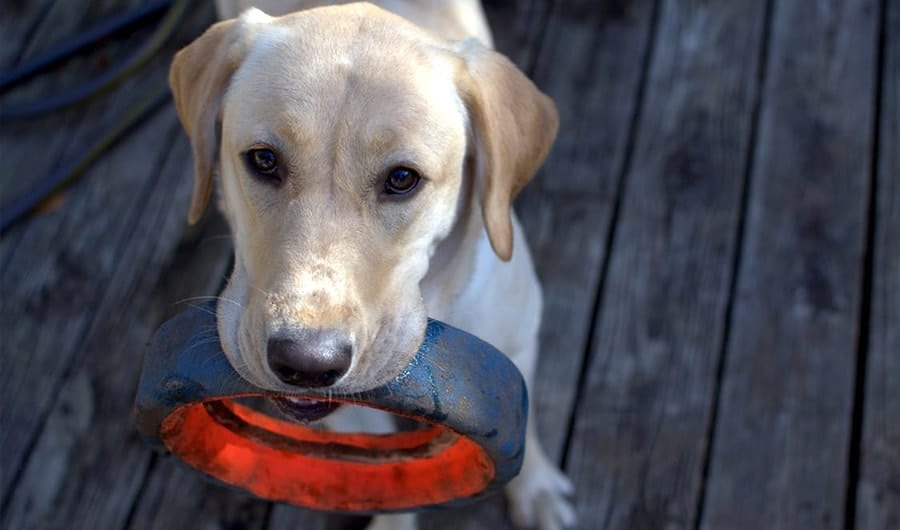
169,9,268,223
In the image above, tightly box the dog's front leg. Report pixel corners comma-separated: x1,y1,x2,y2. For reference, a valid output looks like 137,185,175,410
504,343,576,530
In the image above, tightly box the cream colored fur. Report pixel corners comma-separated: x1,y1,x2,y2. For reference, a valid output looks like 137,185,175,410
171,2,574,528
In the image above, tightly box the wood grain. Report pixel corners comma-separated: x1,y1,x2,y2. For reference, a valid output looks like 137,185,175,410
128,441,270,530
856,0,900,527
562,1,769,528
519,0,659,460
0,95,180,504
0,0,219,522
0,110,236,529
482,0,554,71
699,1,881,529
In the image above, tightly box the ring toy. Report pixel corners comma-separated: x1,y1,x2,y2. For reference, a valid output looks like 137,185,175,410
133,301,527,512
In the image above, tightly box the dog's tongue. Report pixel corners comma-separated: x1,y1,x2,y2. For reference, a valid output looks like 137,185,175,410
271,396,341,423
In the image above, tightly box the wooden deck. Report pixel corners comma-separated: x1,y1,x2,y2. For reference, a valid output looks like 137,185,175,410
1,1,897,529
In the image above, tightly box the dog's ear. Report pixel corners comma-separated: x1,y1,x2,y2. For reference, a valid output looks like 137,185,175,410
169,9,268,224
454,39,558,261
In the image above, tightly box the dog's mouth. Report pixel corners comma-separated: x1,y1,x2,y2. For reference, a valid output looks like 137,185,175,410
270,396,342,423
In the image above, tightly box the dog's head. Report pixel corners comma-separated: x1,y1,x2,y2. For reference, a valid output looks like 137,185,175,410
170,3,556,396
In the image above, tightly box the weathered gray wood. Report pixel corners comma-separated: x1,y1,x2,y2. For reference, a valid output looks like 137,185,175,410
0,86,178,503
127,458,270,530
1,107,235,529
267,504,372,530
518,0,660,463
856,0,900,528
0,11,247,527
700,1,880,529
0,1,214,509
562,1,769,529
0,0,167,289
0,0,145,186
481,0,553,71
423,0,659,529
0,104,182,526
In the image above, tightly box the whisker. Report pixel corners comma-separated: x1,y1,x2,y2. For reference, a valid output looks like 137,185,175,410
174,295,243,309
178,302,217,317
194,325,219,336
250,284,273,298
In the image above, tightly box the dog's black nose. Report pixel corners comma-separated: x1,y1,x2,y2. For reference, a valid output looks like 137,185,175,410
266,330,352,388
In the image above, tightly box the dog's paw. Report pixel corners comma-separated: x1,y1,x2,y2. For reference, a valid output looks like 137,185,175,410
505,457,576,530
364,513,417,530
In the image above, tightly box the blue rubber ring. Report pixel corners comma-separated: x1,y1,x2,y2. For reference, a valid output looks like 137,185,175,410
133,301,527,512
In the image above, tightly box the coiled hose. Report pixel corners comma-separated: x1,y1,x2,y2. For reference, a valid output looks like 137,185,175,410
0,0,194,234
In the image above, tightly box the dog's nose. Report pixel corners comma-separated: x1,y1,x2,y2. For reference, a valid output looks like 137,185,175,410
266,330,352,388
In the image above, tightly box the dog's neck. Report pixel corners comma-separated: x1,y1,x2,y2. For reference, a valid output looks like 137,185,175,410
419,162,487,322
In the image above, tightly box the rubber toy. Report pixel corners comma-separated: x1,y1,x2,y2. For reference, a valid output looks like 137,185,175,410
133,301,527,513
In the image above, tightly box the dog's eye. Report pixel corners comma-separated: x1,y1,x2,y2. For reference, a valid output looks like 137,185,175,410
384,167,421,196
245,148,280,181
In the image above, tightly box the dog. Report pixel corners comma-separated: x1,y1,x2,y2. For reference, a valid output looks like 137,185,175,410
170,1,574,529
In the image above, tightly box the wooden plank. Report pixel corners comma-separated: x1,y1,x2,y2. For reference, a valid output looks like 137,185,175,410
518,0,660,462
0,102,178,525
127,458,270,530
0,1,216,517
0,0,169,288
0,75,177,503
0,113,243,528
481,0,554,70
267,505,371,530
562,0,769,528
0,10,253,529
422,0,659,529
699,1,881,529
856,0,900,527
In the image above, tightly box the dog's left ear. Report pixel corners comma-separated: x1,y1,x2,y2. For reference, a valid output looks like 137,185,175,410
454,39,558,261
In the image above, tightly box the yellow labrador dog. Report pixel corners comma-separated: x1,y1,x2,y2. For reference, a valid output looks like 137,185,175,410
171,1,574,528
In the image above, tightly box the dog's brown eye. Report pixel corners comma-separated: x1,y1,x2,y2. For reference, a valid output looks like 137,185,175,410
245,148,279,180
384,167,420,195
